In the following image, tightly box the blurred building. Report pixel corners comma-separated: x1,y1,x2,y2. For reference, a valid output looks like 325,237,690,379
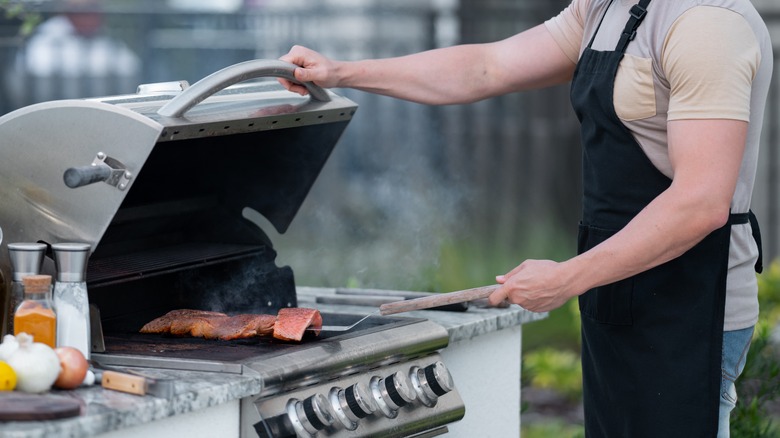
3,0,140,107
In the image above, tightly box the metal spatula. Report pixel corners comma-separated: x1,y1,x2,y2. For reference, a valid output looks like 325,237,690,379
311,284,500,332
313,311,379,332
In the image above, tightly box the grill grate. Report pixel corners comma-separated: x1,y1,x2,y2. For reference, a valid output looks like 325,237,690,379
87,242,265,286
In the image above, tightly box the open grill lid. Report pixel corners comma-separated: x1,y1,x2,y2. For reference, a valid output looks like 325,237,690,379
0,60,357,279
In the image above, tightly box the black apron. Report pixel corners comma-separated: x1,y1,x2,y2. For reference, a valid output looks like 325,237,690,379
569,0,762,436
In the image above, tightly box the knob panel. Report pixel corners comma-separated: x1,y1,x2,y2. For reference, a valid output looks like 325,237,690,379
268,356,460,436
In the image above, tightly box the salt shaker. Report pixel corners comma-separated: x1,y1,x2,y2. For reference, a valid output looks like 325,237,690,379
52,243,91,359
6,243,47,337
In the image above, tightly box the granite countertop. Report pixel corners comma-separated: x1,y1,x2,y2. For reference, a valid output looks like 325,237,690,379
0,367,262,438
295,286,547,344
0,286,545,438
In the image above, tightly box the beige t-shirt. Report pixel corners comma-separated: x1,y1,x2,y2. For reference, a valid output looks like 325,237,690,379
545,0,773,330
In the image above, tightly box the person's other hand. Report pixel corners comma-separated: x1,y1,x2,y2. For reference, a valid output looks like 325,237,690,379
279,45,340,95
488,260,574,313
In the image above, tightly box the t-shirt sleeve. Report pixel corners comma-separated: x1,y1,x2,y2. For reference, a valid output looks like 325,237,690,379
662,6,760,121
544,0,589,64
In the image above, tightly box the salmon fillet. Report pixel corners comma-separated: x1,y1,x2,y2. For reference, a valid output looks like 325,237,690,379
202,314,277,340
140,310,277,340
273,308,322,342
140,309,227,334
169,315,226,337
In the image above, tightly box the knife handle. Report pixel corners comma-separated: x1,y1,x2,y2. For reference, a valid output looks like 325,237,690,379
378,285,500,315
101,370,147,396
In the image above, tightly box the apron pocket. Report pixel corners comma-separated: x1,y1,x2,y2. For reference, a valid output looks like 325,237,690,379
579,278,634,325
577,223,634,325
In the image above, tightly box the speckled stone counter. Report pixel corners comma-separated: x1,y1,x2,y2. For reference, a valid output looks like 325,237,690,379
294,286,547,342
0,286,545,438
0,367,262,438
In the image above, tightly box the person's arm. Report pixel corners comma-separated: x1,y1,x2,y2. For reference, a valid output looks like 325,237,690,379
489,118,747,312
279,24,576,105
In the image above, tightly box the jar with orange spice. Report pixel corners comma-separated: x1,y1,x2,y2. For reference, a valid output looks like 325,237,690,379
14,274,57,348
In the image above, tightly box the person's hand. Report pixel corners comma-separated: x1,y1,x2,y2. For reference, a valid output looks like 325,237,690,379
488,259,575,313
279,45,340,95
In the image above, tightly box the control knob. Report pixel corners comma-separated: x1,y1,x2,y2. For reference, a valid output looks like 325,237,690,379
369,370,417,418
286,393,334,437
410,361,455,407
329,382,377,430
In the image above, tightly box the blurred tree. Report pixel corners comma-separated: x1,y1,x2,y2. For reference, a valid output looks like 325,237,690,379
0,0,41,36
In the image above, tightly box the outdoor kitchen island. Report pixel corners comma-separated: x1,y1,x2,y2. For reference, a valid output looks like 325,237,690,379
0,59,547,438
0,287,544,438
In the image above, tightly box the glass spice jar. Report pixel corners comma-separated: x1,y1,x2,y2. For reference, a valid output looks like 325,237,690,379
14,274,56,348
5,243,47,337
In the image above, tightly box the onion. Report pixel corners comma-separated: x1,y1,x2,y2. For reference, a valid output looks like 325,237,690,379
6,333,61,393
54,347,88,390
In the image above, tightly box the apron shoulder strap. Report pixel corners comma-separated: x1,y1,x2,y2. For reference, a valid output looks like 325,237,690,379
615,0,652,53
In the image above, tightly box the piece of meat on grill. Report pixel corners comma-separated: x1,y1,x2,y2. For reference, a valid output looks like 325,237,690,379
139,309,228,334
273,307,322,342
202,314,277,341
141,310,276,340
169,315,225,337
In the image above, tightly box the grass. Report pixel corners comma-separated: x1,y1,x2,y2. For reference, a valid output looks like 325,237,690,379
522,421,584,438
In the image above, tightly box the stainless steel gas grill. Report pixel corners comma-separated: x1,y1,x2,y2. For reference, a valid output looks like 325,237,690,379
0,60,465,438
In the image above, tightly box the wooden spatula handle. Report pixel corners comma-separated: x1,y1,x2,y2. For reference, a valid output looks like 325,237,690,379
379,285,500,315
101,370,147,396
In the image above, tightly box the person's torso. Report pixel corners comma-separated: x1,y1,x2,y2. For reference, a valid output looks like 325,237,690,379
546,0,773,329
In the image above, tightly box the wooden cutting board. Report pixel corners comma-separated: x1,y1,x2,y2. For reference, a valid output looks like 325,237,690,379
0,393,81,421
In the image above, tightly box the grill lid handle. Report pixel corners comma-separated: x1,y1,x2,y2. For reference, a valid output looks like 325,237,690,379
63,152,132,190
156,59,331,118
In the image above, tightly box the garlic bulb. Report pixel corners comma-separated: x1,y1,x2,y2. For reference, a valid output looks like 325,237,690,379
0,334,19,361
6,333,61,393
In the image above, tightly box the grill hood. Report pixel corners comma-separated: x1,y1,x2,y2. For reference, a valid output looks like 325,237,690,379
0,60,357,282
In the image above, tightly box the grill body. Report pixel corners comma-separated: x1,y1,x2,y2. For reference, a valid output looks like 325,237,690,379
0,61,465,437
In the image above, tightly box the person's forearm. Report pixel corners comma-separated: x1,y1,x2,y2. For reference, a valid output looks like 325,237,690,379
333,45,499,105
331,24,573,105
562,186,730,296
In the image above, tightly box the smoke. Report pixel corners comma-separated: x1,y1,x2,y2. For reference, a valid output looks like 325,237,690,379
270,94,472,291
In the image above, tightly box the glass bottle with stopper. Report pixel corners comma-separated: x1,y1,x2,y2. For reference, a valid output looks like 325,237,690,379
5,243,47,337
14,274,56,348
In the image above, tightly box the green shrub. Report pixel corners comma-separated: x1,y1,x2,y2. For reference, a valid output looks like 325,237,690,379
732,259,780,437
521,420,584,438
522,347,583,401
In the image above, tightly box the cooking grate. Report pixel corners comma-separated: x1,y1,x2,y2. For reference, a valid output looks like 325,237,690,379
94,313,423,374
87,242,264,286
